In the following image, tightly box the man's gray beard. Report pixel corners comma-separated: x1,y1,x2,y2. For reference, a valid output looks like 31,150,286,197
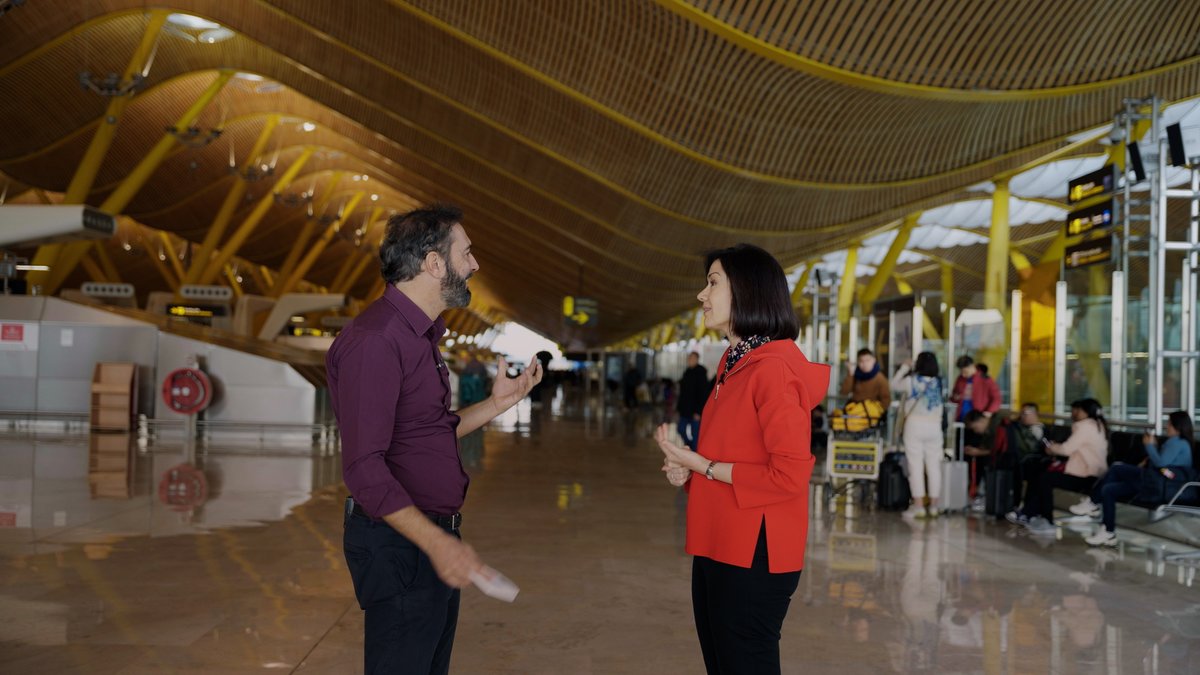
442,265,472,308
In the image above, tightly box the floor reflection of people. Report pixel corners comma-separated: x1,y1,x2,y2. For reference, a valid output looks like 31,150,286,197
1053,593,1104,669
897,521,943,672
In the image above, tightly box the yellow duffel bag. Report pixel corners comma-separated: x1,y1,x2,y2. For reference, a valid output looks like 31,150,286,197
831,399,885,432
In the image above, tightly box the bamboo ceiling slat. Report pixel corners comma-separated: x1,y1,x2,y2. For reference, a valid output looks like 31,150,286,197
685,0,1200,90
4,0,1200,340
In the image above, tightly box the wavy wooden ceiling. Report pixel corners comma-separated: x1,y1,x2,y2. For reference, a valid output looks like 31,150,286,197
2,1,1198,343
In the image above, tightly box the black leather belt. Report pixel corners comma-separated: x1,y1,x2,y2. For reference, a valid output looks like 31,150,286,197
348,499,462,530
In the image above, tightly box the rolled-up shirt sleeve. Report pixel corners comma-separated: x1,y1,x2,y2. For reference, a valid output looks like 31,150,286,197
731,367,815,509
333,332,413,518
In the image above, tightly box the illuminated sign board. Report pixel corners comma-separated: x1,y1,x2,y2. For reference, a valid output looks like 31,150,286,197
1064,236,1113,269
1066,199,1114,237
562,296,598,327
166,304,228,325
1067,165,1116,204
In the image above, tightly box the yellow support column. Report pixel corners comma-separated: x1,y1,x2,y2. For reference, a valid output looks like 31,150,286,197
941,263,954,336
836,245,859,325
39,71,233,295
26,11,168,287
183,114,280,286
860,213,919,313
198,146,316,284
985,179,1010,315
981,179,1011,369
274,192,366,297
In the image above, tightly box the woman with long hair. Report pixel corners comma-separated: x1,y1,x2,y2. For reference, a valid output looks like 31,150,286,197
1007,398,1109,536
1082,410,1195,546
892,352,946,518
655,244,829,674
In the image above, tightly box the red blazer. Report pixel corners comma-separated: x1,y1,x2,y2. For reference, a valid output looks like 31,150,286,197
686,340,829,573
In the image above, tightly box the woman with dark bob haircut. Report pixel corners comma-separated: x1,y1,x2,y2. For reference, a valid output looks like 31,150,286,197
656,244,830,674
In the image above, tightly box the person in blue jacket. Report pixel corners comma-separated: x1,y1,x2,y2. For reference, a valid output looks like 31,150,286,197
1081,411,1194,547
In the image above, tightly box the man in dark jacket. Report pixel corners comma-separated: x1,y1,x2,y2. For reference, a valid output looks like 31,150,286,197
676,352,710,450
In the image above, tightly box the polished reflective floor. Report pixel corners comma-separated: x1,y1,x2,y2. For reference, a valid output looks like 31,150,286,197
2,388,1199,673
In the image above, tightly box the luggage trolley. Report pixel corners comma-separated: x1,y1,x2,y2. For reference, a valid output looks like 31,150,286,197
823,408,886,507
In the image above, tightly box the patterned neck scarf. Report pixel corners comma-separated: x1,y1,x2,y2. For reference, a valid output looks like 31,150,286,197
723,335,771,378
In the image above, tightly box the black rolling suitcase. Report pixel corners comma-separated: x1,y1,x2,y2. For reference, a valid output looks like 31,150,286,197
878,452,911,511
985,468,1014,518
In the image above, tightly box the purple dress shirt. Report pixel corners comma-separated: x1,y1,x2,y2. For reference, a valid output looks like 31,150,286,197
327,285,467,518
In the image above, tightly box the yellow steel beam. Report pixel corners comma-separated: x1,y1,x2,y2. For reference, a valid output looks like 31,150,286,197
158,231,186,284
99,71,234,214
198,146,316,285
36,71,233,295
277,172,345,285
836,244,859,324
860,213,919,312
26,12,168,286
1010,249,1033,280
337,253,378,295
329,252,364,294
78,249,107,284
894,276,914,295
66,12,167,202
139,230,179,291
790,264,812,306
93,242,121,283
223,265,244,300
274,191,366,297
183,114,280,287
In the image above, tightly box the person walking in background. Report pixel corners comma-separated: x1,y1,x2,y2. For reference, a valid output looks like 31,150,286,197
892,352,946,518
950,356,1000,422
457,353,489,470
623,364,642,411
1082,411,1195,547
327,205,543,674
840,348,891,408
676,351,710,451
655,243,829,675
1006,398,1108,536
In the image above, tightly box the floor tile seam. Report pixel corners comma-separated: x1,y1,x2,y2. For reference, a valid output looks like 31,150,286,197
289,599,358,674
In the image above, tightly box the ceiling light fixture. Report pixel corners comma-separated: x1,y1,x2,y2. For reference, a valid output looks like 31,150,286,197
166,124,222,148
166,13,221,30
198,28,234,44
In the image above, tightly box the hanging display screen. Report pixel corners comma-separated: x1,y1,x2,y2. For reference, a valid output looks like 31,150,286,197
1067,165,1116,204
1066,199,1115,236
1064,235,1113,269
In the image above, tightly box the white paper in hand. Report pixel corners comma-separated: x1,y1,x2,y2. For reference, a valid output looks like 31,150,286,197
470,566,519,603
